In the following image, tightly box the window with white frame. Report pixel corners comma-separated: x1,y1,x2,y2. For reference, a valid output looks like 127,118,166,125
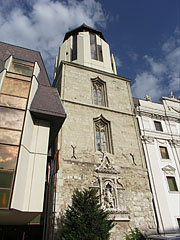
162,165,178,192
94,115,113,154
92,77,107,107
159,146,169,159
166,176,178,191
154,121,163,131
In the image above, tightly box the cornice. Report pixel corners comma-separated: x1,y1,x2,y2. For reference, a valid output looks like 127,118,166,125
62,99,135,117
137,110,180,123
61,60,131,82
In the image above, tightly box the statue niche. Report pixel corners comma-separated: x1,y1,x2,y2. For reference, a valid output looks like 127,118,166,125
91,153,129,220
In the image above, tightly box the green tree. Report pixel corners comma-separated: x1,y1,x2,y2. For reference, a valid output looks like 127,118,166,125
59,188,114,240
125,228,146,240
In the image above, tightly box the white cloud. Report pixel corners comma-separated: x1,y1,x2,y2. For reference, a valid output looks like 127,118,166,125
143,55,166,76
128,51,138,62
114,55,122,68
0,0,107,82
132,28,180,101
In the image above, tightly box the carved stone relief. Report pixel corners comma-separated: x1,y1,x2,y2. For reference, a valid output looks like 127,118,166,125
91,152,129,220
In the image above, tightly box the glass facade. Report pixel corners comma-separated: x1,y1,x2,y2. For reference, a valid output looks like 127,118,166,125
0,58,34,208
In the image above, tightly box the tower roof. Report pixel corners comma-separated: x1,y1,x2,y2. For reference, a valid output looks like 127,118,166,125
63,24,105,42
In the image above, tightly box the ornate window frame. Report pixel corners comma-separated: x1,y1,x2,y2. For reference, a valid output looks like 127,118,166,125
162,165,178,192
91,77,108,107
91,153,129,221
93,114,113,154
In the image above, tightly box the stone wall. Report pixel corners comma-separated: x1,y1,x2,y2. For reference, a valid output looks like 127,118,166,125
54,62,156,239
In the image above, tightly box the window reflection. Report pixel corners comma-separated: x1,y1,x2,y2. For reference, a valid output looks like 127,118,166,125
1,77,30,98
0,144,19,170
0,107,25,130
0,190,10,208
0,171,14,188
9,59,34,77
0,94,27,110
0,129,21,145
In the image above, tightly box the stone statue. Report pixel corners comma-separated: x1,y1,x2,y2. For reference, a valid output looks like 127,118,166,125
144,95,152,101
104,185,115,209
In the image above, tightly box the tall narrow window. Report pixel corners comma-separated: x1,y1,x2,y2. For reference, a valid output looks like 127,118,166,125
177,218,180,228
167,176,178,191
72,34,77,61
94,115,113,154
97,45,103,62
92,77,107,107
90,33,97,60
90,33,103,61
159,146,169,159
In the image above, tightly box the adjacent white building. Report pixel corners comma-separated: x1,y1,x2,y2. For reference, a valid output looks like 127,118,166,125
135,94,180,233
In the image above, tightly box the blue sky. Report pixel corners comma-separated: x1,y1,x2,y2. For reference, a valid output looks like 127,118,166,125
0,0,179,101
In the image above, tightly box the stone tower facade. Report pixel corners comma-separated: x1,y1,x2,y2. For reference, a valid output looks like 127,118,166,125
53,24,155,239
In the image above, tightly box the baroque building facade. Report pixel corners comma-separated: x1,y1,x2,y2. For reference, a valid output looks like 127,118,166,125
53,24,156,239
135,94,180,233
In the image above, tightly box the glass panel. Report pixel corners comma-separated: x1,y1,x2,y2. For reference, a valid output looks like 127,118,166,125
1,77,30,98
0,189,10,208
0,129,21,145
0,94,27,110
72,34,77,61
90,33,97,60
0,144,19,170
154,121,163,131
97,88,102,105
93,86,97,104
9,60,33,77
97,45,103,62
96,130,101,151
100,131,105,152
0,171,14,188
167,177,178,191
6,72,31,82
0,107,25,130
160,147,169,159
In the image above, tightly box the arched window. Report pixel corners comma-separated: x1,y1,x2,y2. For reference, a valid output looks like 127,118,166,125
94,115,113,153
92,77,108,107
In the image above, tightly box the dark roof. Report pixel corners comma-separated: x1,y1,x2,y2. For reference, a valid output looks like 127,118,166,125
30,85,66,147
0,42,50,86
63,24,105,42
0,41,66,148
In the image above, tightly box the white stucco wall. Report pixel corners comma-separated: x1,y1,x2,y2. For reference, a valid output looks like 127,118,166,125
136,97,180,232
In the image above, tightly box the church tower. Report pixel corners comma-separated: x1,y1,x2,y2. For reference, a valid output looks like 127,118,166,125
53,24,155,239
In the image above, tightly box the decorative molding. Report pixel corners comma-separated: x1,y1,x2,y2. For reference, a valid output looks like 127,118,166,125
156,139,167,144
137,111,166,120
162,165,176,175
141,136,155,144
168,139,180,147
95,152,118,174
137,111,180,123
91,153,129,220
